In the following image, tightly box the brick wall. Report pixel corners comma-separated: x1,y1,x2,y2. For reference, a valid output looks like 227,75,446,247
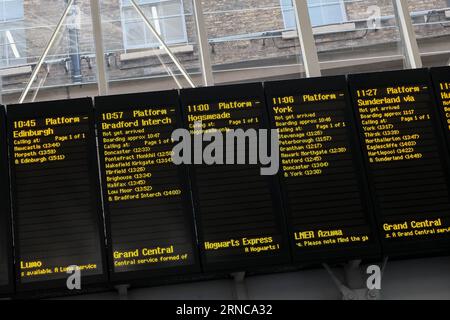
1,0,449,96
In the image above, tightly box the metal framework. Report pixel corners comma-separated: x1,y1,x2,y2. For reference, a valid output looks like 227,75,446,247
16,0,425,103
18,0,75,104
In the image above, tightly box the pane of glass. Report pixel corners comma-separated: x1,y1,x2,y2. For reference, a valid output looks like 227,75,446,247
311,0,406,76
203,0,303,83
125,21,146,48
407,0,450,67
308,0,345,26
142,4,154,18
122,2,185,48
320,3,345,26
0,32,6,67
309,6,324,26
0,0,100,104
158,2,186,42
160,1,182,16
123,5,139,19
6,28,25,63
13,28,26,61
0,27,25,67
160,16,187,43
280,0,347,28
101,0,201,93
122,0,159,6
281,7,295,30
4,0,24,21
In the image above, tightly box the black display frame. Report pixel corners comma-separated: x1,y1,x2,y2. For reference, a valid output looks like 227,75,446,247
180,83,291,273
264,75,381,264
94,90,201,284
0,106,14,295
348,68,450,257
7,98,108,292
431,66,450,150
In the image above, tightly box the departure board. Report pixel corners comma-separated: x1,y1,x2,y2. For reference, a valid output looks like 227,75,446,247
180,83,290,272
0,107,13,294
7,98,107,291
95,91,200,282
431,67,450,147
349,69,450,256
264,76,380,263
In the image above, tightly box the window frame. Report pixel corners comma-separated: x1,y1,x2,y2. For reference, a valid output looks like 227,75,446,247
120,0,188,51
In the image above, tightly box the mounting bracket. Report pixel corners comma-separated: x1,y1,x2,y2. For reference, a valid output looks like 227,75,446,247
114,284,131,300
231,271,248,300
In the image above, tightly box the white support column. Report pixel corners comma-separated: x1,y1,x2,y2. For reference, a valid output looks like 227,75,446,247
90,0,109,96
394,0,422,69
292,0,321,78
19,0,75,104
193,0,214,86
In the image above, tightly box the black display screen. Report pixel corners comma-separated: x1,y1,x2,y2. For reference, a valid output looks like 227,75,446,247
7,98,107,291
349,69,450,256
265,76,380,263
95,91,200,282
180,83,290,272
0,106,13,294
431,67,450,147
